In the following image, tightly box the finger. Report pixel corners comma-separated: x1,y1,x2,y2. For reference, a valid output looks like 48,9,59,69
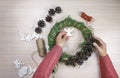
58,32,66,38
92,35,105,45
60,31,67,36
60,30,67,33
60,31,67,34
93,42,101,51
63,34,69,41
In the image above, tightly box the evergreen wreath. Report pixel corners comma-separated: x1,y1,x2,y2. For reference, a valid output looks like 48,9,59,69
48,16,96,67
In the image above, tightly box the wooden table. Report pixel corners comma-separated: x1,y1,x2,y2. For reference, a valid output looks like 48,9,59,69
0,0,120,78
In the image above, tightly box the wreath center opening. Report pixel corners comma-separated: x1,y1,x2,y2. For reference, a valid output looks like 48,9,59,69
63,27,84,55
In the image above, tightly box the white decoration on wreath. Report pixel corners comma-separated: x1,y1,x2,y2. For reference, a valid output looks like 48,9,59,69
64,27,74,36
64,28,84,55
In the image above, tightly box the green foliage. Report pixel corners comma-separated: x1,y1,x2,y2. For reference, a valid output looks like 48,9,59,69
48,16,93,62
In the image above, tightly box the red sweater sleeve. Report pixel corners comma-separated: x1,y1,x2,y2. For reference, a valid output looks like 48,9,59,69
33,45,62,78
99,54,119,78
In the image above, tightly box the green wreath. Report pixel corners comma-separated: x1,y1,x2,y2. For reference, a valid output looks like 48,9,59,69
48,16,95,67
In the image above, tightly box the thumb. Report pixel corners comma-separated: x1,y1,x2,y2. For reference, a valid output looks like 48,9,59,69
93,42,100,51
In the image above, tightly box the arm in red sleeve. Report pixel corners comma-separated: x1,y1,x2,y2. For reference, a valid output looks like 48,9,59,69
33,45,63,78
99,54,119,78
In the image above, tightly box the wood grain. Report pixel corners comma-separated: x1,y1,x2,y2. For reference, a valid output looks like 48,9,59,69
0,0,120,78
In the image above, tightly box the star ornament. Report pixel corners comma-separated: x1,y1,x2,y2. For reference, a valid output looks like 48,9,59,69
64,27,74,36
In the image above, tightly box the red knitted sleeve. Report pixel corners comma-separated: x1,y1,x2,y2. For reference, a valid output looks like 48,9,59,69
33,45,62,78
99,55,119,78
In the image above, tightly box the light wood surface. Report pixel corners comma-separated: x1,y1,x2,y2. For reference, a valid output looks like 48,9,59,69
0,0,120,78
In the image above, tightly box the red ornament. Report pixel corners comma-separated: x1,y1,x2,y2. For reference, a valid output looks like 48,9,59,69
80,12,93,22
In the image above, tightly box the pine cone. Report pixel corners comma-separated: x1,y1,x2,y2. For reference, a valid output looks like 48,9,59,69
38,20,45,27
55,7,62,13
35,27,42,34
48,9,55,16
45,15,53,22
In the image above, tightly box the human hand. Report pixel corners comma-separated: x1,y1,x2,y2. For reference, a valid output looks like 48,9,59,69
93,35,107,57
56,31,68,48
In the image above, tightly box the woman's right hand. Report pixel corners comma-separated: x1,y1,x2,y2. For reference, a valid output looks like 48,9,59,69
56,31,68,48
92,35,107,57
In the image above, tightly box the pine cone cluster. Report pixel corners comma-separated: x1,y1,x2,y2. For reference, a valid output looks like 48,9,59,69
65,36,96,66
35,6,62,34
46,6,62,22
35,20,45,34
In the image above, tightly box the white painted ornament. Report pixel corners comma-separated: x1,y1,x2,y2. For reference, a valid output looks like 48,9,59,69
13,59,23,69
64,27,74,36
27,65,36,75
18,31,41,42
13,59,36,78
18,66,28,78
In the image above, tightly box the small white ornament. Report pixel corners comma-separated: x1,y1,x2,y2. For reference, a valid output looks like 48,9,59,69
13,59,36,78
18,66,28,78
64,27,74,36
27,65,34,75
18,31,41,42
18,32,27,41
32,32,41,39
13,59,23,69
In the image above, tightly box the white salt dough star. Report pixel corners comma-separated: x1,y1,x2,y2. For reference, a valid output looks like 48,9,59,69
13,59,23,69
18,31,41,42
64,27,74,36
